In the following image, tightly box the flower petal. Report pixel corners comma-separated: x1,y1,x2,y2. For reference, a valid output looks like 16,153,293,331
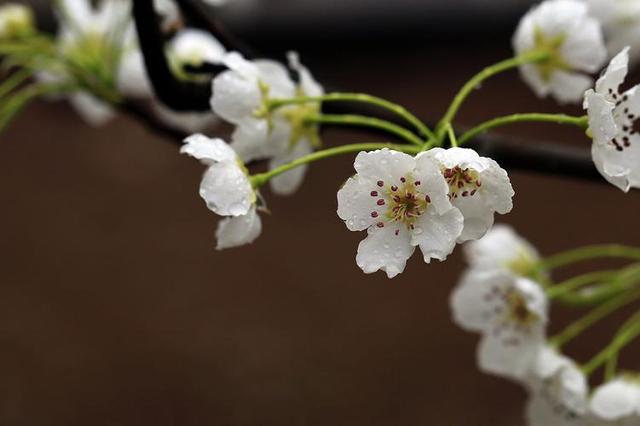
353,148,416,184
356,224,415,279
216,206,262,250
595,47,630,98
269,138,313,196
199,161,253,216
181,134,237,164
412,207,463,263
337,176,379,232
591,379,640,421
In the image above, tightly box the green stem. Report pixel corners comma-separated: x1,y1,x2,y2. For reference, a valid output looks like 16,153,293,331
551,288,640,349
546,270,619,299
457,113,589,146
540,245,640,270
250,142,421,188
0,83,76,132
0,68,32,100
446,123,458,147
583,309,640,375
267,93,435,141
304,114,424,146
437,50,550,140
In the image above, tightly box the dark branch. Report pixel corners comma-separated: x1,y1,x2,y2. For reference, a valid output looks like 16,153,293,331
174,0,257,58
120,100,189,141
132,0,211,111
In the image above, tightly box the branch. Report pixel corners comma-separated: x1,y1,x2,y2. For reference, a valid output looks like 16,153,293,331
132,0,211,111
173,0,257,58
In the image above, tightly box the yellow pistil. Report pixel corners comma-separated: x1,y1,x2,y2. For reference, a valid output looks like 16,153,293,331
533,27,569,81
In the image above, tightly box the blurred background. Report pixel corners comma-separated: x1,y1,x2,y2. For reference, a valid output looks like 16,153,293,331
1,0,639,425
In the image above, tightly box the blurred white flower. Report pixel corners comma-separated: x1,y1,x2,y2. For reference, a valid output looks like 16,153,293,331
337,149,464,278
0,3,34,39
450,270,547,380
44,0,152,125
181,134,262,250
525,346,590,426
513,0,607,103
167,28,226,76
154,0,179,26
211,51,324,195
423,148,514,243
582,0,640,65
464,224,540,276
584,47,640,192
590,377,640,422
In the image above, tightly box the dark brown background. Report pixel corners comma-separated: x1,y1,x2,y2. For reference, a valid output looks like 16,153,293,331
1,4,640,425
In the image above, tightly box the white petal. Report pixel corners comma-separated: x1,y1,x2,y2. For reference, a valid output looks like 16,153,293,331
117,49,152,99
254,59,296,99
353,148,416,185
585,90,617,144
229,119,271,162
463,224,540,271
519,64,551,98
181,134,237,164
69,92,115,126
449,270,511,333
561,17,607,72
287,51,324,97
168,28,226,66
211,69,262,124
478,328,544,381
591,379,640,421
453,195,496,243
595,47,630,99
478,157,514,215
199,161,253,216
412,207,463,263
356,224,415,279
550,71,594,104
337,176,379,232
414,150,457,215
216,206,262,250
269,138,313,196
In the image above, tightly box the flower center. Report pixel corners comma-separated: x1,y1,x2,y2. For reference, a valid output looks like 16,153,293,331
611,100,640,152
443,166,481,199
368,175,430,232
504,289,538,327
533,27,569,82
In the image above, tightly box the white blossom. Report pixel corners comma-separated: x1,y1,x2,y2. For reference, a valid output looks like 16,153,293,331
423,148,514,243
0,3,34,39
211,51,323,195
584,47,640,191
450,270,547,380
181,134,262,250
46,0,152,125
167,28,226,74
590,377,640,422
582,0,640,65
513,0,607,103
464,224,540,276
525,346,591,426
337,149,464,278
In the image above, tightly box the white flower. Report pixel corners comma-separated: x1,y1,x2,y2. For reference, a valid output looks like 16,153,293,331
450,270,547,380
167,28,226,75
181,134,262,250
464,224,540,276
513,0,607,103
590,377,640,422
525,346,590,426
583,0,640,65
211,51,323,195
48,0,152,125
337,149,464,278
0,3,34,39
423,148,514,243
154,0,179,26
584,47,640,191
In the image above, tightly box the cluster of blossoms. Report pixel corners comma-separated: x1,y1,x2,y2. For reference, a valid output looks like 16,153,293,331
452,225,640,425
1,1,639,424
